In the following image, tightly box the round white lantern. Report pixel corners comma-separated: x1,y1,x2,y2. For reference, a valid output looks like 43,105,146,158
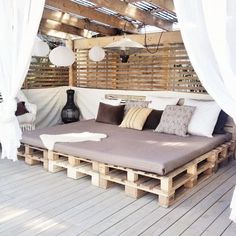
49,46,75,67
89,46,105,62
32,38,50,57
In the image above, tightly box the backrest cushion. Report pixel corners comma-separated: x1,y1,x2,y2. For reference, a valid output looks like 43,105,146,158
213,110,228,134
146,96,179,110
124,100,149,115
155,105,196,136
96,102,125,125
120,107,152,130
15,102,29,116
184,99,221,137
143,109,163,130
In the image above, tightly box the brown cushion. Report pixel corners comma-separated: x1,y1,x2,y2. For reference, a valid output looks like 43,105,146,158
119,107,152,130
15,102,28,116
96,102,125,125
143,109,163,129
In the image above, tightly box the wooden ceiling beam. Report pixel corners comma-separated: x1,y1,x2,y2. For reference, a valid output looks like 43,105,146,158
74,31,182,49
129,0,175,12
43,8,117,36
45,0,138,33
40,18,90,38
89,0,173,31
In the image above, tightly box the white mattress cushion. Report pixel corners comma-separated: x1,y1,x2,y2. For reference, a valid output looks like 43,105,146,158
184,99,221,137
146,96,179,110
100,98,121,106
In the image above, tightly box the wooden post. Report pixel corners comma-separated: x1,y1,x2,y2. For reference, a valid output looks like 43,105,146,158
66,39,75,87
159,177,174,207
99,164,113,189
24,145,39,165
185,164,198,188
125,171,145,198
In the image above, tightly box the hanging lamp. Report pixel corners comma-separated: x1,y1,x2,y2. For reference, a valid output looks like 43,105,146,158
104,36,145,63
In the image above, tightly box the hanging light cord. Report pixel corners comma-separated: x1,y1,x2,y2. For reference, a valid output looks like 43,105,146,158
144,25,163,54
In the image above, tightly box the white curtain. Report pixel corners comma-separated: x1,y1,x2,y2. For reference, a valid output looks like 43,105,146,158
0,0,45,161
173,0,236,122
173,0,236,223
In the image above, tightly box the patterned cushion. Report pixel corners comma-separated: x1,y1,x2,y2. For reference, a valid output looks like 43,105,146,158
124,100,149,115
155,105,196,136
120,107,152,130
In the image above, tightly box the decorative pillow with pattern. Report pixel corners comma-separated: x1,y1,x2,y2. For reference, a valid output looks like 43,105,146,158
124,100,149,115
120,107,152,130
155,105,196,136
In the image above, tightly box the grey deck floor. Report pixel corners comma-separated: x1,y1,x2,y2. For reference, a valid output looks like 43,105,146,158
0,159,236,236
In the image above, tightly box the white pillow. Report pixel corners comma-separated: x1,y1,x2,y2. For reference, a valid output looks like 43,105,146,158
146,96,179,110
100,98,121,106
184,99,221,137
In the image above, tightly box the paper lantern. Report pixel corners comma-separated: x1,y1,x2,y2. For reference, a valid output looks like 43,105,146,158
49,46,75,66
88,46,105,62
32,38,50,57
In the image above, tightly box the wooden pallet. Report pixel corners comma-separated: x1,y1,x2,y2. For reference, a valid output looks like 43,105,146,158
17,144,48,169
47,151,100,186
98,140,235,207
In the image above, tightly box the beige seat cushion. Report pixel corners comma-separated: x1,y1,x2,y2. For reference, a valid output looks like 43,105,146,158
119,107,152,130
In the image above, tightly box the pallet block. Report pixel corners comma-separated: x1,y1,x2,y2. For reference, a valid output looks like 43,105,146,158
48,151,99,186
17,144,48,169
98,140,235,207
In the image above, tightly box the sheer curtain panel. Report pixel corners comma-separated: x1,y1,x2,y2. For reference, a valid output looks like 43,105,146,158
173,0,236,121
0,0,45,161
174,0,236,223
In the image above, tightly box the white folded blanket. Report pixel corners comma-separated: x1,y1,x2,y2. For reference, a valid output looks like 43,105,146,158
40,132,107,150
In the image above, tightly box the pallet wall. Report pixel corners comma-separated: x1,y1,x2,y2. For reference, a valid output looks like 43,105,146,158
23,57,69,89
74,32,206,93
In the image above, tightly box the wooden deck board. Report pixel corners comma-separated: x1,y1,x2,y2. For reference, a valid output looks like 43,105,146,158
0,159,236,236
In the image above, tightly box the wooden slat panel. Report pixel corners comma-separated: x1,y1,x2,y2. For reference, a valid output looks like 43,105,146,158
23,57,69,89
74,43,206,93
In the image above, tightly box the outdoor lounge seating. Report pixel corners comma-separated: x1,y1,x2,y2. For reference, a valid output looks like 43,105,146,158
16,90,37,131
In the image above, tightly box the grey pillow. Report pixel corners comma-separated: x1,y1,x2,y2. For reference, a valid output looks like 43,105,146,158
155,105,196,136
125,100,149,115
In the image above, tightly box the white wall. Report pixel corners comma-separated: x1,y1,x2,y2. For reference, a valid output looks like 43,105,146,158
23,86,213,129
73,87,212,119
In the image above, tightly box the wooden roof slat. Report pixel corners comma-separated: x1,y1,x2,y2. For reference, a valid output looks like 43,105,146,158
45,0,138,33
40,18,89,38
129,0,175,13
89,0,173,31
43,8,117,36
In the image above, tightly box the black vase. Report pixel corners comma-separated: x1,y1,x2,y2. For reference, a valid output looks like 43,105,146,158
61,89,80,124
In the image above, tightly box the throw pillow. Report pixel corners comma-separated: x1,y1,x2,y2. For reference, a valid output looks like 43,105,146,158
119,107,152,130
146,96,179,110
213,110,228,134
184,99,221,137
143,109,163,129
15,102,29,116
100,98,121,106
96,102,125,125
155,105,196,136
124,100,149,115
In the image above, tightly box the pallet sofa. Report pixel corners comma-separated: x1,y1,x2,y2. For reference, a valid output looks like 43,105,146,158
18,95,236,207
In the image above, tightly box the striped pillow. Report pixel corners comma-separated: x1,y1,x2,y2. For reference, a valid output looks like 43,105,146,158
119,107,152,130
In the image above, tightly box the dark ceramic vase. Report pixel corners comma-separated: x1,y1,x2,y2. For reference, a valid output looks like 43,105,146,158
61,89,80,124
